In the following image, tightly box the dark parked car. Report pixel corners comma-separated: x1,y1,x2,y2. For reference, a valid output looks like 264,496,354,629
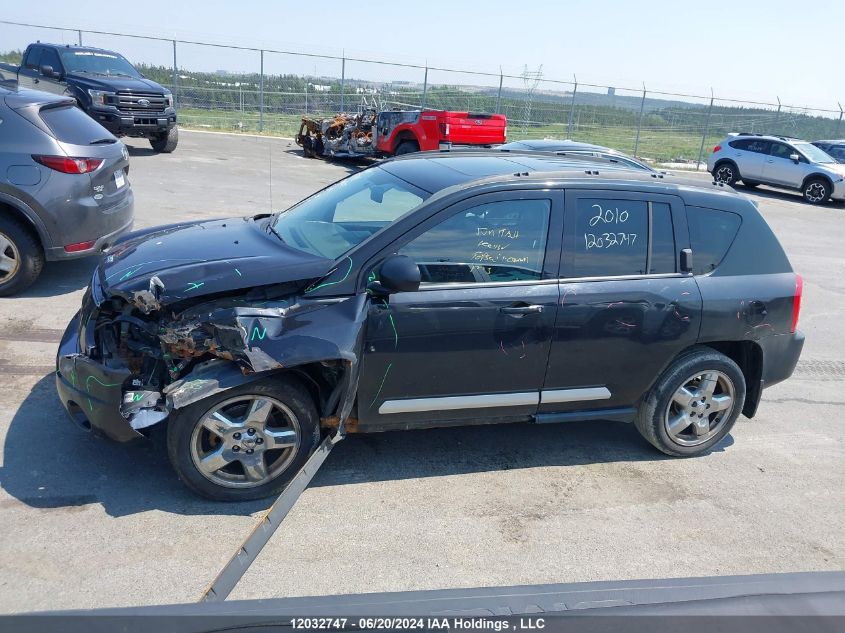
0,43,178,152
811,140,845,164
498,139,664,172
0,85,134,295
55,152,803,500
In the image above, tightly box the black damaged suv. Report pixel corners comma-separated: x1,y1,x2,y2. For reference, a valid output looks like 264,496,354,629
55,152,805,500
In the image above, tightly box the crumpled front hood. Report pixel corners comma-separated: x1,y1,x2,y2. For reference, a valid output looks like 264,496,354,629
98,217,333,306
66,73,167,94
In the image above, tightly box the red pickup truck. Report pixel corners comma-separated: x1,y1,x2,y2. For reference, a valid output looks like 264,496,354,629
296,108,507,159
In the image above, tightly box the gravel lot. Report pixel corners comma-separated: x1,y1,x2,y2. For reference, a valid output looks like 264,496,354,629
0,130,843,612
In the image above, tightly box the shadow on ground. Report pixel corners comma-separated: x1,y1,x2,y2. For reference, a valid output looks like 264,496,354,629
16,256,98,298
1,373,733,517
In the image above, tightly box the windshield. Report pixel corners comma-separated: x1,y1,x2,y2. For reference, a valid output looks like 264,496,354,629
272,167,430,259
59,50,141,77
793,142,835,164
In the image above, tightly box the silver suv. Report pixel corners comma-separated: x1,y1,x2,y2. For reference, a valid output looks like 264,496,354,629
707,133,845,204
0,85,134,295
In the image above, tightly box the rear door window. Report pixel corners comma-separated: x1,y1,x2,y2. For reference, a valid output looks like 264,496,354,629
573,199,648,276
39,104,114,145
687,207,742,275
569,197,678,278
730,138,771,154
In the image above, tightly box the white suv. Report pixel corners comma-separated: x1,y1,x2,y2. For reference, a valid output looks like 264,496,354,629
707,133,845,204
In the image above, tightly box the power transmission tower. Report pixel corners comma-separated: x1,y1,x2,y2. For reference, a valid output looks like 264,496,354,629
520,65,543,136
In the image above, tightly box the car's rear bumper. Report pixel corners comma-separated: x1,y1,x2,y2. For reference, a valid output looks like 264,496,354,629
55,311,142,443
761,330,805,388
44,190,134,261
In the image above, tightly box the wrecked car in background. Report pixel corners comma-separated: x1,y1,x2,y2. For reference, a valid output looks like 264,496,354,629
296,105,507,159
56,152,804,501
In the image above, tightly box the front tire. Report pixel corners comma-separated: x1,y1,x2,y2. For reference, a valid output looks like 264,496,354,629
166,376,320,501
150,126,179,153
634,347,745,457
0,216,44,297
713,162,739,186
803,178,830,204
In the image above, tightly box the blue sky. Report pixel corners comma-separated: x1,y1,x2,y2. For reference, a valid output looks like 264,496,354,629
1,0,842,110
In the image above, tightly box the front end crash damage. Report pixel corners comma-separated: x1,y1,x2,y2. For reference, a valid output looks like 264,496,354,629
55,282,369,442
295,104,377,159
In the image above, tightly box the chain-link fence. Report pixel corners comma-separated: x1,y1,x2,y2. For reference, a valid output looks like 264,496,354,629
3,19,844,166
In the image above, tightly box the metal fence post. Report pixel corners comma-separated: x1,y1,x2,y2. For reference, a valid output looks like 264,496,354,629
304,82,308,115
340,53,346,112
774,96,781,133
836,102,843,137
567,75,577,138
495,68,503,115
634,83,646,156
421,65,428,109
697,88,715,171
77,30,82,45
259,49,264,133
171,40,178,108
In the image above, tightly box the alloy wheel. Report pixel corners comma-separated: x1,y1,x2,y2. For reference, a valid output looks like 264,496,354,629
0,232,20,282
805,182,827,203
190,395,302,488
664,370,736,447
714,165,735,184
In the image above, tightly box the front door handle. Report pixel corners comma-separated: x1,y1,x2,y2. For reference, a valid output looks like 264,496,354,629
500,304,544,314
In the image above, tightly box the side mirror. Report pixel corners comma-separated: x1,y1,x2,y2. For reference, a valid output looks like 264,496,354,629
40,65,58,78
789,153,800,163
368,254,420,295
680,248,693,273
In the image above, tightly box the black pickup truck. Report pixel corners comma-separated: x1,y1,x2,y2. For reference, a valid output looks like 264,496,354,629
0,43,178,152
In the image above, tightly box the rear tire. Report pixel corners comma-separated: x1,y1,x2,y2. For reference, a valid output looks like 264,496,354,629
166,376,320,501
713,162,739,186
634,347,745,457
0,216,44,297
394,141,419,155
803,178,830,204
150,126,179,153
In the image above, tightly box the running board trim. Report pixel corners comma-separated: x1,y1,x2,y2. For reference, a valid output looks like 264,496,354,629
541,386,611,404
379,392,538,415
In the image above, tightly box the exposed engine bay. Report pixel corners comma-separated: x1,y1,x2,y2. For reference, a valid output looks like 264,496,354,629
57,255,368,442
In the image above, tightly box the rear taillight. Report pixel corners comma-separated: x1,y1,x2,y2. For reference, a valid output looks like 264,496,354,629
439,122,450,136
791,274,803,333
713,145,721,153
33,155,104,174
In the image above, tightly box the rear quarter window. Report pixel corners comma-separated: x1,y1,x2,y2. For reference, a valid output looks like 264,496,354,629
39,104,114,145
687,207,742,275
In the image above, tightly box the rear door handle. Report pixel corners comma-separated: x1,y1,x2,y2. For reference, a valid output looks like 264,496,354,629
500,304,544,314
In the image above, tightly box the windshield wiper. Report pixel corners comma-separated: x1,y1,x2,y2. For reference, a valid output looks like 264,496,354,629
265,218,285,243
90,138,116,145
